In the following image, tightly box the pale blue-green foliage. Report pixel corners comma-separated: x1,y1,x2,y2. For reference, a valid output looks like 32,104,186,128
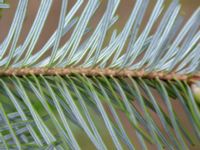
0,0,200,149
0,0,199,72
0,0,9,9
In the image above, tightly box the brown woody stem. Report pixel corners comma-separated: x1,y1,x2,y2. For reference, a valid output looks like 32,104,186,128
0,67,199,84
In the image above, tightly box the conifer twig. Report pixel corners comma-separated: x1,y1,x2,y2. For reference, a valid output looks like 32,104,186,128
0,67,199,84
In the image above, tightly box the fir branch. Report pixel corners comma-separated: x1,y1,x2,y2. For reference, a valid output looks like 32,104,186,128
0,67,199,84
0,0,200,149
